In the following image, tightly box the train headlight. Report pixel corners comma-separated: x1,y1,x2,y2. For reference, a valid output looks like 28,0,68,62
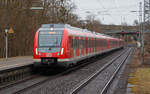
35,48,38,55
50,28,54,31
61,48,64,55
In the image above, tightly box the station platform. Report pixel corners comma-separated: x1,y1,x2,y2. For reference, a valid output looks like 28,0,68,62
0,56,33,71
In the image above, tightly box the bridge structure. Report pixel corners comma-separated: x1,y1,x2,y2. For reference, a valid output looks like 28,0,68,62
105,30,150,34
104,30,150,43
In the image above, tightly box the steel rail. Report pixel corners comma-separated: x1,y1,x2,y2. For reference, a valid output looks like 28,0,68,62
100,48,132,94
68,48,130,94
12,49,123,94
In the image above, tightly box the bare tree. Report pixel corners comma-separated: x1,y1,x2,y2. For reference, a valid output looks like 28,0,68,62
0,0,78,58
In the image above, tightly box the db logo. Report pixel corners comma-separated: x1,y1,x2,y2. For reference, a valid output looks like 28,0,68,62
46,53,52,57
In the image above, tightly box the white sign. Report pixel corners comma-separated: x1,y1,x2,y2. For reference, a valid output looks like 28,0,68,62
30,7,44,10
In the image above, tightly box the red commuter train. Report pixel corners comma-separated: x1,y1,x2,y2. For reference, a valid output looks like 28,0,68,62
33,24,124,67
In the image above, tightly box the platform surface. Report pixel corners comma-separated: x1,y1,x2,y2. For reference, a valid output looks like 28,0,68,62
0,56,33,71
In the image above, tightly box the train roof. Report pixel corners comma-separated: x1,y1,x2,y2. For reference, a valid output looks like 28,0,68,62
40,24,122,40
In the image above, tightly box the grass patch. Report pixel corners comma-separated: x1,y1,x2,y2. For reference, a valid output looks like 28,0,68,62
129,68,150,94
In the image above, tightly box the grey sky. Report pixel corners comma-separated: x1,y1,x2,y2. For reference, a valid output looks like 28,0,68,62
73,0,143,25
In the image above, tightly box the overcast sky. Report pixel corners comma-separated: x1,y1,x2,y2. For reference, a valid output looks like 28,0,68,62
73,0,143,25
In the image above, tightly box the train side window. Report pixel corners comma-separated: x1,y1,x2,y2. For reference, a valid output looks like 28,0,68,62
81,39,84,48
69,37,72,48
87,38,89,48
90,38,92,48
71,39,73,48
96,39,98,47
98,39,100,47
88,38,89,48
79,39,81,49
104,39,106,47
91,38,92,48
101,39,103,47
72,39,74,49
78,39,80,49
83,38,85,48
97,39,99,47
76,39,78,49
93,39,95,48
85,39,86,48
75,38,77,49
86,38,87,48
89,38,91,48
79,39,80,49
91,39,92,48
97,39,98,47
95,39,96,47
72,39,73,49
100,39,101,47
92,39,93,48
92,39,94,48
86,38,88,48
89,38,90,48
95,38,96,47
78,39,79,49
81,39,82,48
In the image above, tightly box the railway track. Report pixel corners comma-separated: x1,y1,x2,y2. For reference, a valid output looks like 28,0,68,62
0,62,92,94
0,48,128,94
0,49,120,94
68,48,132,94
12,63,93,94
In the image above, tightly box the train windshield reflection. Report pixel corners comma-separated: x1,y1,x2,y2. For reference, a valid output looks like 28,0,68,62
39,30,63,47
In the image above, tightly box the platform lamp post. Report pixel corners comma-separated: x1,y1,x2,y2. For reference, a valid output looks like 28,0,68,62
4,0,9,60
5,29,8,60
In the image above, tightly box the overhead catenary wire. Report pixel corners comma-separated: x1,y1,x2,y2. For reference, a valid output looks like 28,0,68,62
73,0,140,25
96,0,121,24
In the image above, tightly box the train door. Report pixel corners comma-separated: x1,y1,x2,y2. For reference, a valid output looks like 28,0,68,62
92,38,94,55
97,38,99,52
69,36,73,58
100,38,103,51
83,37,85,56
89,37,91,54
79,37,82,57
95,38,96,54
88,37,90,55
95,38,97,53
75,37,79,57
103,39,106,50
81,37,84,57
107,39,109,49
73,36,76,59
85,37,88,56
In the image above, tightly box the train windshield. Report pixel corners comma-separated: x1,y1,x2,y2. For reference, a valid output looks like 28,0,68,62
38,30,63,47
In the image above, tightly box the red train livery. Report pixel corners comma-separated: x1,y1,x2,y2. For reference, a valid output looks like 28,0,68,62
33,24,124,67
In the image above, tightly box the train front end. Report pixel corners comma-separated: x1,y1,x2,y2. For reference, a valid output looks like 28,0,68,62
33,24,68,67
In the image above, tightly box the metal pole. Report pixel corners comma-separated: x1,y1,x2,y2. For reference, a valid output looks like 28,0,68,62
139,2,142,44
139,2,142,51
143,0,146,64
149,0,150,22
5,29,8,59
5,0,8,60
